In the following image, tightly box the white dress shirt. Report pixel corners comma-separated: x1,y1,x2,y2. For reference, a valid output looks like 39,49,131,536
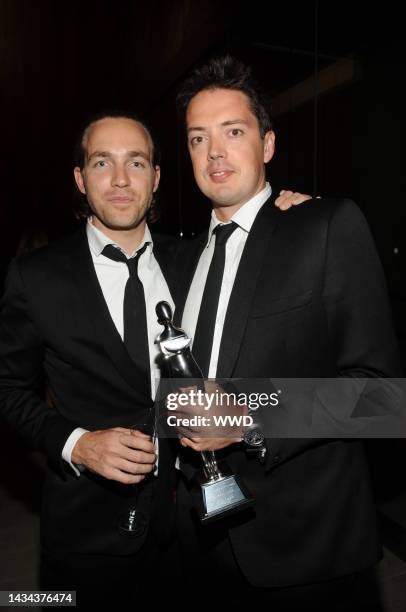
62,218,174,476
182,183,272,378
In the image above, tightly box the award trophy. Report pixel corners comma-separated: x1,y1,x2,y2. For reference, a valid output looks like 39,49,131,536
155,301,254,523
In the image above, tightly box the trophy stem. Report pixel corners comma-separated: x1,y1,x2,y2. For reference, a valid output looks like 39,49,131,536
118,483,146,535
201,450,223,481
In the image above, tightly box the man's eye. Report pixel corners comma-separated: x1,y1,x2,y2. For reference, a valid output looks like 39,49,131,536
131,161,145,168
230,128,243,137
95,160,107,167
191,136,204,146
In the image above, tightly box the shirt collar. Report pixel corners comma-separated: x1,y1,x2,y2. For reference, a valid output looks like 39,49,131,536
86,217,153,258
205,182,272,248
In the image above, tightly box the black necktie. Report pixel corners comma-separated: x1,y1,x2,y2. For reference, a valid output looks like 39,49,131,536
102,243,151,391
192,222,238,377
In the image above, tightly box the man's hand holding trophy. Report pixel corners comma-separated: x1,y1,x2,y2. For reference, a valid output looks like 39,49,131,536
171,379,248,451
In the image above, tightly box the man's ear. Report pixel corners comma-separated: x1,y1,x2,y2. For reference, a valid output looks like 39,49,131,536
153,165,161,193
74,167,86,195
263,131,275,164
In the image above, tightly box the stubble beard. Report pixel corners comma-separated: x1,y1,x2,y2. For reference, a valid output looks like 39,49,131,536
89,199,151,232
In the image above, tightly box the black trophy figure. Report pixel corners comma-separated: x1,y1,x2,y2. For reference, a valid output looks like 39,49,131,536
155,302,219,477
155,301,254,522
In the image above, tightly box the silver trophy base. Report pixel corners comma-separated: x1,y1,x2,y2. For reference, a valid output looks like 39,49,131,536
197,472,255,523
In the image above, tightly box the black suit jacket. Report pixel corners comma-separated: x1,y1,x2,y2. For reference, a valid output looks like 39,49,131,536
0,223,178,556
175,197,401,587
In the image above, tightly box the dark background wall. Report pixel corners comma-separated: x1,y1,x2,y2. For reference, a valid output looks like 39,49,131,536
2,0,405,360
1,2,406,597
0,0,404,328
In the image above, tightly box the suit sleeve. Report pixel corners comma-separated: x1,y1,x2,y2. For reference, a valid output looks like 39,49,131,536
0,258,80,477
262,200,402,471
322,199,401,378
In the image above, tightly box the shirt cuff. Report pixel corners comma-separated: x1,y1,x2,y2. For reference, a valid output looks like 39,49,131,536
62,428,89,477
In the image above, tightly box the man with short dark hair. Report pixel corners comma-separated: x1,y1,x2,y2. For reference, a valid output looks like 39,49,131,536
174,56,401,610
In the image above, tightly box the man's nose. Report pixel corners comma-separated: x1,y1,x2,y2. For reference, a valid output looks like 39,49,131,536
207,136,226,161
112,166,130,187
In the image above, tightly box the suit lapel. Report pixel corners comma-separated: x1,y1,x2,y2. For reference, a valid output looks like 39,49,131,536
152,234,178,300
173,233,207,327
66,225,151,398
217,199,279,378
